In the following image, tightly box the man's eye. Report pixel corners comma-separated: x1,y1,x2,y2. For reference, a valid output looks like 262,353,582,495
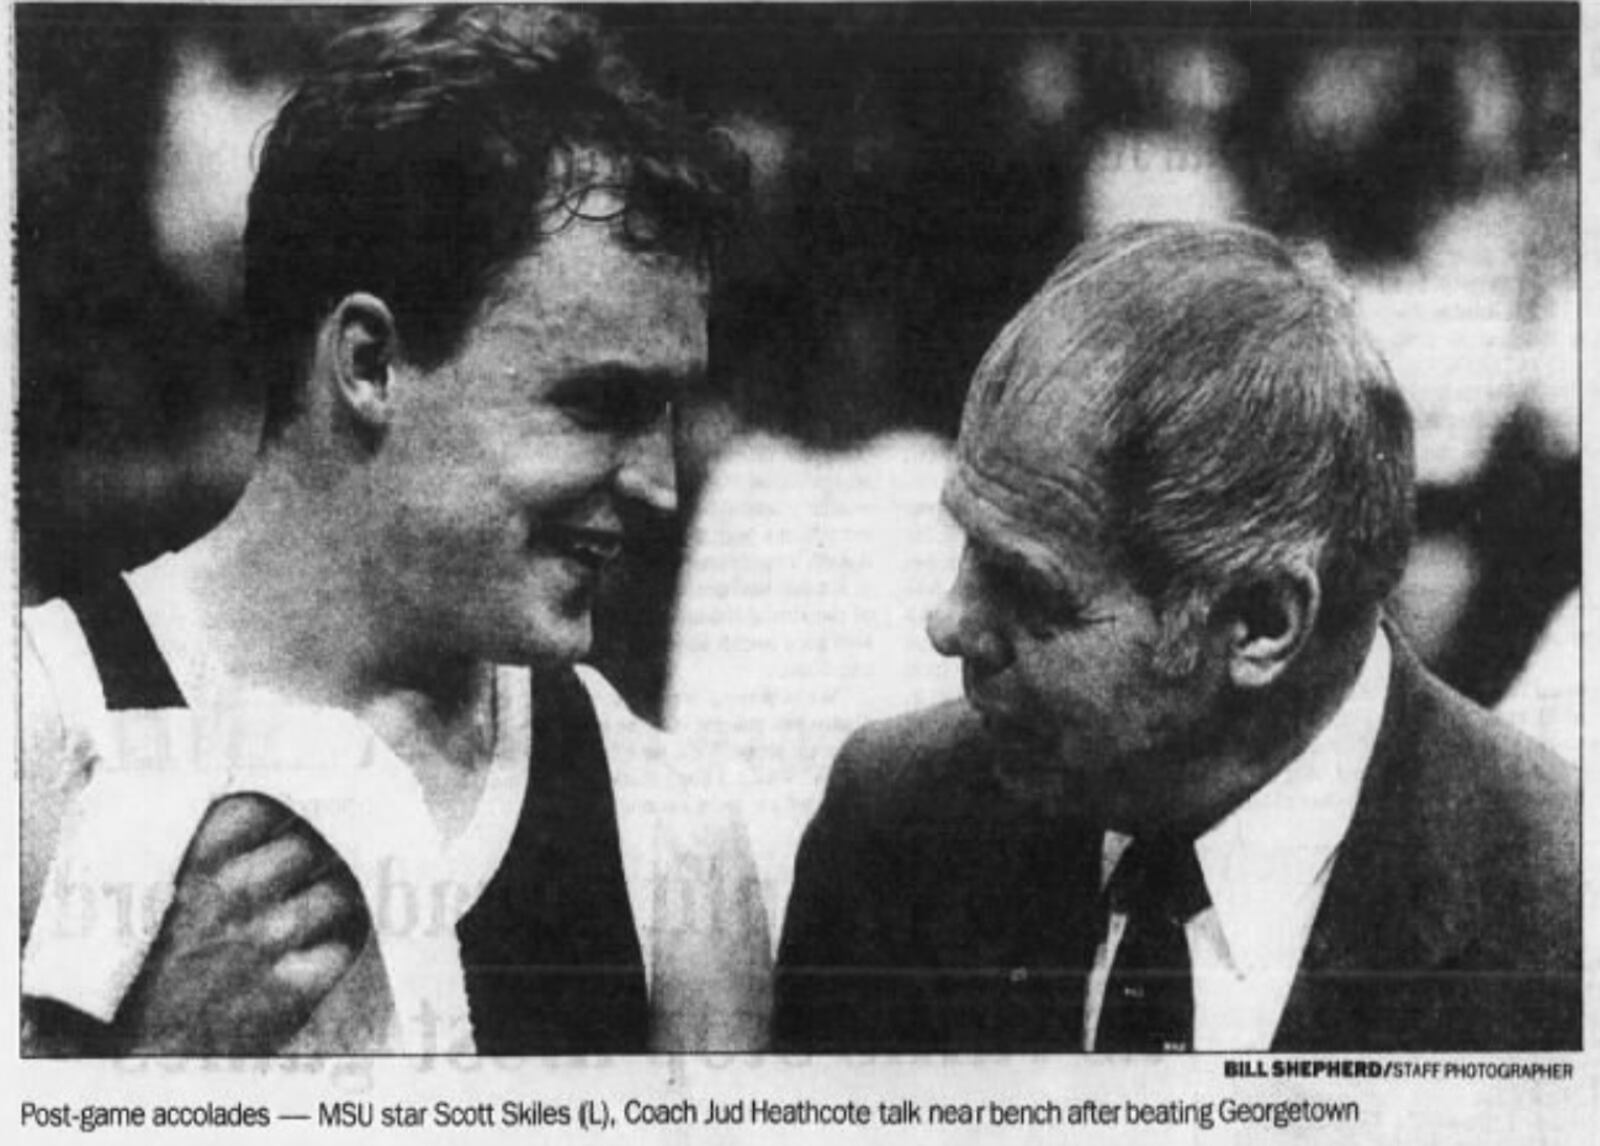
561,381,668,433
983,560,1083,632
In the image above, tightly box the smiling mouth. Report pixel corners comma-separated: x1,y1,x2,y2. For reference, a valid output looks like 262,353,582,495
543,525,624,571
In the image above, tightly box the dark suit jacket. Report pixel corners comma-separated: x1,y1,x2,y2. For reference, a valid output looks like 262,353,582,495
775,638,1579,1052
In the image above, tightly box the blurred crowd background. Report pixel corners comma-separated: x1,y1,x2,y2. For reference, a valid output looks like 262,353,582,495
18,4,1579,797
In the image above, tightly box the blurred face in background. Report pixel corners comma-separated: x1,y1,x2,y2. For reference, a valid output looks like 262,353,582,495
371,199,706,669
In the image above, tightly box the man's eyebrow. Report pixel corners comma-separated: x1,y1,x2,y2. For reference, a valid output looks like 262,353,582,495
972,536,1090,609
971,535,1042,575
553,361,704,390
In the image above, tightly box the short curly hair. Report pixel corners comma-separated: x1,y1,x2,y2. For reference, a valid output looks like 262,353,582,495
245,5,743,437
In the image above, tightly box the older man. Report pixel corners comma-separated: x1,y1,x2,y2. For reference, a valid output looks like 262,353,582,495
23,6,765,1055
775,221,1578,1053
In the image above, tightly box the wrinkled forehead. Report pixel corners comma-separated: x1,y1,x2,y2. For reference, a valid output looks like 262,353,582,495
945,302,1115,577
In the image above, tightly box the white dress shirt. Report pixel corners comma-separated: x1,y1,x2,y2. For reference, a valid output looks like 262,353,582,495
1084,630,1393,1051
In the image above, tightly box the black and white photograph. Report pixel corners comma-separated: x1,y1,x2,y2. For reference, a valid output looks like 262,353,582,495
9,0,1588,1138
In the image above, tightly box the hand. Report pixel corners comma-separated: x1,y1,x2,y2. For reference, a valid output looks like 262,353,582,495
109,793,370,1054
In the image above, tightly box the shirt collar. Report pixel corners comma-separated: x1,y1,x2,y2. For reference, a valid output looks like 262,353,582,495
1103,629,1392,977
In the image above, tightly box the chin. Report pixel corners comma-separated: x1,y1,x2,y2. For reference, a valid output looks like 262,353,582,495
987,737,1081,811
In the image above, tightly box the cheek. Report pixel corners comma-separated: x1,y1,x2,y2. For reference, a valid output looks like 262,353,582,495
1021,631,1141,728
381,495,506,586
495,434,620,507
1012,637,1092,722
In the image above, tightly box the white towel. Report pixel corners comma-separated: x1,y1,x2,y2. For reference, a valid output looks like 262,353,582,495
22,692,476,1054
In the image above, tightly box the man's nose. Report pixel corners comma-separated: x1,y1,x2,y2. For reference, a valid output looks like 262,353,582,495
616,413,678,515
926,551,1009,669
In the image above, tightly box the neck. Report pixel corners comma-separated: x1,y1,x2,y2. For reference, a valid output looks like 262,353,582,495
1114,619,1378,839
184,445,485,722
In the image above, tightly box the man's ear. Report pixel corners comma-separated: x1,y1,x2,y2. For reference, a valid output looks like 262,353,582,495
1217,562,1321,691
319,293,399,434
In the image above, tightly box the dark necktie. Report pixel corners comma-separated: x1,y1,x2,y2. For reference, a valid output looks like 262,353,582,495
1096,835,1211,1053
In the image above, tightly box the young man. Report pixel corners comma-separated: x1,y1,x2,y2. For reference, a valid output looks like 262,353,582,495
776,221,1578,1053
23,6,766,1055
